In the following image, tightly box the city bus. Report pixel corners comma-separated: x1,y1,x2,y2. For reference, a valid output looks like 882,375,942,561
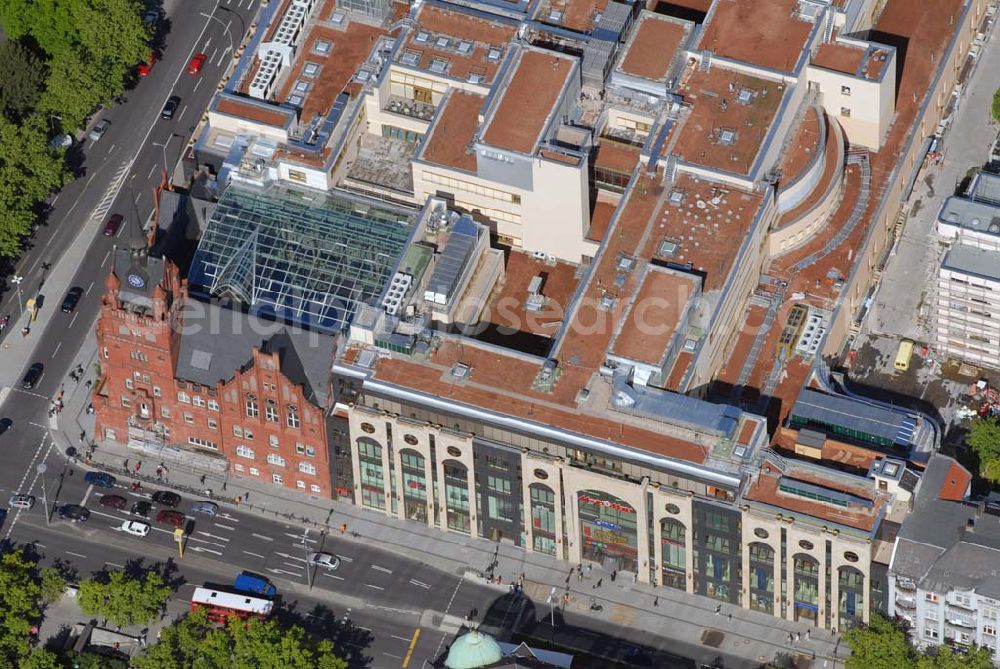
190,586,273,623
894,339,915,372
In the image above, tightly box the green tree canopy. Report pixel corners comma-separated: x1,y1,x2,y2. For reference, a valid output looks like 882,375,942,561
915,644,995,669
966,416,1000,483
844,614,914,669
0,40,46,122
77,570,171,628
132,608,347,669
38,567,66,605
993,88,1000,124
0,549,46,665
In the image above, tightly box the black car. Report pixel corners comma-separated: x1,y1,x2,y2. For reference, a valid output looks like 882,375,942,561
61,287,83,314
21,363,43,390
161,95,180,120
0,418,11,435
131,500,152,518
58,504,90,522
152,491,181,508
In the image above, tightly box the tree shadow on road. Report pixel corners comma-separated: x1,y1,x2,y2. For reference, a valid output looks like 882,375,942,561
275,600,374,668
119,556,186,591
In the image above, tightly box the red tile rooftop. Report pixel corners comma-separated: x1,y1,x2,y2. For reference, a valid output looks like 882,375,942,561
587,198,617,243
699,0,813,73
664,349,693,391
673,66,785,175
482,50,574,155
618,14,689,82
594,141,641,175
610,269,698,366
417,2,516,44
369,347,710,464
811,41,866,76
644,172,764,292
214,98,292,127
487,251,580,337
745,460,884,531
736,418,759,446
938,460,971,501
275,19,386,122
420,90,483,172
665,0,712,11
777,106,822,186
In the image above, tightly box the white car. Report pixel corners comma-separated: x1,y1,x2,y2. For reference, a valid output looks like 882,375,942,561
120,520,150,537
8,494,35,510
309,552,340,570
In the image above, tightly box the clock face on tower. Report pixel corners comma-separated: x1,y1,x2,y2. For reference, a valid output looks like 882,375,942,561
127,274,145,289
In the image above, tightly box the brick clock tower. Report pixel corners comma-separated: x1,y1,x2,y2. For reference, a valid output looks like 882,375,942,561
94,247,185,455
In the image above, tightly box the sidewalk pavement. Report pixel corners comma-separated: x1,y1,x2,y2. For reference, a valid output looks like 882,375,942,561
55,331,847,669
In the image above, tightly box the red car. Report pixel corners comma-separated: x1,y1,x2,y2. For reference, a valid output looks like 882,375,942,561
188,53,207,76
138,52,156,77
103,213,123,237
156,509,185,528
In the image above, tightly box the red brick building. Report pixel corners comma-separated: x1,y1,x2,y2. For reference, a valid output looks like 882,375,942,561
94,248,336,498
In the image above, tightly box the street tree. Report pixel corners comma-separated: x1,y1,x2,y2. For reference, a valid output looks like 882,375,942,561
844,614,914,669
0,549,45,664
916,644,995,669
132,608,348,669
966,416,1000,483
993,88,1000,124
0,40,46,122
77,570,172,628
39,567,67,605
19,648,62,669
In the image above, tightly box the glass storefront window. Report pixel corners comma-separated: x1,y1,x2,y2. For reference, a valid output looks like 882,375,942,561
661,519,686,591
358,438,385,511
578,490,638,572
530,485,556,555
444,461,470,534
400,449,427,522
839,568,865,624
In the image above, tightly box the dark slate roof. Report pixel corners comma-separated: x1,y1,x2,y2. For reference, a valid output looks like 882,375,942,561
112,249,166,311
791,388,917,446
175,302,335,406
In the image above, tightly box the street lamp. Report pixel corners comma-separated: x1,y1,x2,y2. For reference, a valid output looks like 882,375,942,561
11,275,24,319
152,133,182,179
37,463,49,527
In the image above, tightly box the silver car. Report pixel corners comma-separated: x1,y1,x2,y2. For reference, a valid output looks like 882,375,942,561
88,119,110,142
309,552,340,570
190,501,218,516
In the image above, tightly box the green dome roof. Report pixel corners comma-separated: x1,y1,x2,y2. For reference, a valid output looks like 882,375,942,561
444,631,504,669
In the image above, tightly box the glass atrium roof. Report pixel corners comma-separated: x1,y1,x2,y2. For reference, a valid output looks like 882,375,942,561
188,185,415,333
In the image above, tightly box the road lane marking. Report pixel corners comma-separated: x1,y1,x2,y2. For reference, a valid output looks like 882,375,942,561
364,584,384,591
147,164,156,179
86,281,94,295
284,532,316,543
335,554,353,563
69,312,78,329
189,546,222,556
195,531,230,542
51,342,62,358
402,629,421,668
210,47,218,63
177,105,187,122
242,551,264,558
213,523,235,530
383,653,403,660
105,561,125,568
52,194,60,205
80,484,94,506
194,78,202,92
101,251,111,268
266,568,299,577
109,144,116,153
322,573,344,581
371,564,392,574
252,532,272,541
216,46,231,67
409,579,431,589
65,551,87,558
282,561,303,569
187,536,226,548
391,635,411,642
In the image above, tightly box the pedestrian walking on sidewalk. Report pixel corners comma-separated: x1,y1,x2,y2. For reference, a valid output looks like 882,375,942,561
586,564,592,574
236,496,242,505
79,430,86,442
804,630,810,641
715,604,722,615
123,459,129,473
340,523,347,534
135,461,142,472
244,492,250,501
84,379,91,389
653,596,659,607
593,579,602,589
727,613,732,623
611,570,617,582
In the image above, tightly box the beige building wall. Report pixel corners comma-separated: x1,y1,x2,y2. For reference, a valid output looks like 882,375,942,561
824,0,987,356
519,155,591,262
806,65,890,150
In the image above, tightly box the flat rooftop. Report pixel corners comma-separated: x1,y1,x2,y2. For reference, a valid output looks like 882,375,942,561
698,0,814,74
811,39,891,81
790,388,917,448
617,12,691,83
398,3,517,86
273,14,386,120
646,172,765,291
213,97,293,127
481,49,575,155
938,195,1000,236
419,90,484,172
609,267,699,366
487,251,581,337
673,65,785,176
537,0,610,33
777,105,822,185
744,457,886,533
942,244,1000,282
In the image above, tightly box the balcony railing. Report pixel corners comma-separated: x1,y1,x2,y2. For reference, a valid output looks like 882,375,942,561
895,595,916,609
384,96,436,122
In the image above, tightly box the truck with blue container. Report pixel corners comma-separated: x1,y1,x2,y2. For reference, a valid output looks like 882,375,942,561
233,572,276,598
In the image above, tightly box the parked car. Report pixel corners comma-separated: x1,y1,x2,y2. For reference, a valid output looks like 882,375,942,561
161,95,180,120
143,9,159,24
99,494,127,510
152,491,181,508
130,500,152,518
234,572,276,598
120,520,150,537
309,552,340,570
61,287,83,314
155,509,185,528
88,119,110,142
8,494,35,510
188,53,207,76
58,504,90,522
137,52,156,77
50,134,73,150
190,501,218,516
103,213,123,237
21,363,43,390
84,471,116,489
0,418,11,435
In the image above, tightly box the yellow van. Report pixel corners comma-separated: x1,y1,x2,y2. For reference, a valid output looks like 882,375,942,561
894,339,914,372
